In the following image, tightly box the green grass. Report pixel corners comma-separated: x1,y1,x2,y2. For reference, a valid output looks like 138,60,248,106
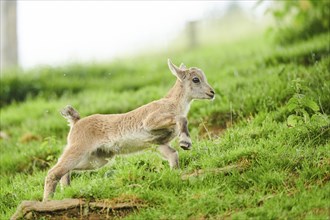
0,31,329,219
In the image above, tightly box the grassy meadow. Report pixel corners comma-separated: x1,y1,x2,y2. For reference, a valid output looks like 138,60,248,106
0,28,329,219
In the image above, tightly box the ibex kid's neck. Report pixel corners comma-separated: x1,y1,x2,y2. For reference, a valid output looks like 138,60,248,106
165,80,192,116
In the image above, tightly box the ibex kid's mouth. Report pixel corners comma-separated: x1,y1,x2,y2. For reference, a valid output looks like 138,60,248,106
206,90,215,99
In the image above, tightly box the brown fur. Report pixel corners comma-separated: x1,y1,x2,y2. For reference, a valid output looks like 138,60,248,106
43,59,215,201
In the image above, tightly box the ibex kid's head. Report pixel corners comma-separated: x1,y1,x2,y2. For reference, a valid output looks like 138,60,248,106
168,59,215,100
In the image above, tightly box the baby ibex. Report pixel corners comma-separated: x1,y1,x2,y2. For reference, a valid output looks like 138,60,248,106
43,59,215,201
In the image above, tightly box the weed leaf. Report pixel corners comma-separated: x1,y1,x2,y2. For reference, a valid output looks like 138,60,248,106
286,97,299,112
287,114,301,127
311,113,330,127
302,98,320,112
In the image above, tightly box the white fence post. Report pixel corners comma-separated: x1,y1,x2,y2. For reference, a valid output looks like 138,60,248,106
1,0,18,71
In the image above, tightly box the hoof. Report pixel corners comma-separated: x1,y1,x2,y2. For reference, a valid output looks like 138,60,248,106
180,141,192,150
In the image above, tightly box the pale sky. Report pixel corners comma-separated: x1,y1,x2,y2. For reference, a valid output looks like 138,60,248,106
17,1,264,68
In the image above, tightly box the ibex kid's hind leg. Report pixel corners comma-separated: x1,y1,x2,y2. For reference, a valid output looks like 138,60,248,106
43,145,86,201
157,144,179,169
60,172,71,190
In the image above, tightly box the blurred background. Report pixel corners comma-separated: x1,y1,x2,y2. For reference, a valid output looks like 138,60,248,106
1,1,270,70
1,1,329,219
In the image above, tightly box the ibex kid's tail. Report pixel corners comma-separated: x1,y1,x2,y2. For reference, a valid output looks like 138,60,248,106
60,105,80,126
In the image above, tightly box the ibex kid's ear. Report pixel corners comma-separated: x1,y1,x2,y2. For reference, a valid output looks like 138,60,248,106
179,63,186,70
168,59,185,81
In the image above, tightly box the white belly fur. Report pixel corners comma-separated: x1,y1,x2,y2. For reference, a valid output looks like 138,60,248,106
99,131,155,155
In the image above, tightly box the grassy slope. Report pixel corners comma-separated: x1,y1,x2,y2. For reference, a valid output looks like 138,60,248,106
0,32,329,219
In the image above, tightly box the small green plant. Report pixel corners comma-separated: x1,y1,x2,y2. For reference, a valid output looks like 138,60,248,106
286,79,329,127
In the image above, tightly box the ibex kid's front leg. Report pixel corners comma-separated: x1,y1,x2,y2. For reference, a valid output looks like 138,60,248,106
143,112,177,131
177,116,192,150
157,144,179,169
